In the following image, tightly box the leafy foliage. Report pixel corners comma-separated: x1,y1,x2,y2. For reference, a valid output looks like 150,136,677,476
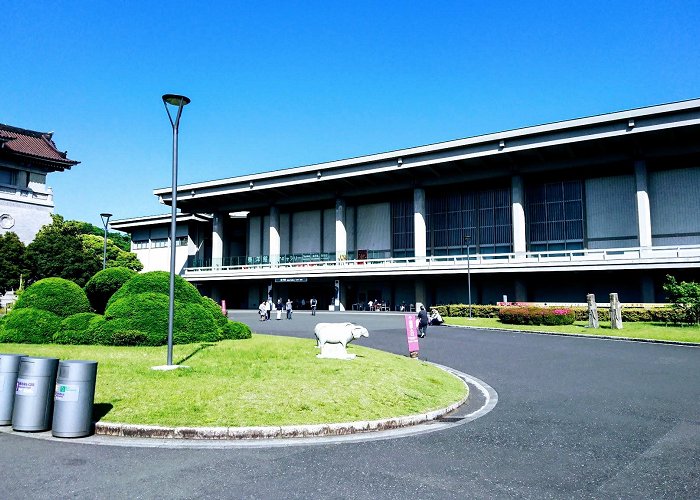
84,267,137,314
14,277,91,318
663,275,700,325
54,312,102,344
498,307,575,326
71,220,132,252
0,232,26,294
0,308,61,343
221,321,252,340
81,234,142,272
106,271,202,310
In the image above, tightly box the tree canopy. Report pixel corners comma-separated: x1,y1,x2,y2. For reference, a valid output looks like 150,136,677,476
0,232,26,294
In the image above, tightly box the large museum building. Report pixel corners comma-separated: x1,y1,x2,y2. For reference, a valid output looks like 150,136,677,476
112,99,700,310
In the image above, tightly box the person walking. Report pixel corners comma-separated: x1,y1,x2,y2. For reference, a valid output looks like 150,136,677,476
310,297,317,316
417,305,429,338
286,299,293,319
276,299,283,320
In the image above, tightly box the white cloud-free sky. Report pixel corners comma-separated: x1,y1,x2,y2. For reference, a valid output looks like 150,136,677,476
3,1,699,226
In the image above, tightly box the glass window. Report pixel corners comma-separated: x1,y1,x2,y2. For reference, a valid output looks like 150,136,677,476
133,240,149,250
391,199,414,257
0,167,14,185
527,180,584,251
151,238,169,248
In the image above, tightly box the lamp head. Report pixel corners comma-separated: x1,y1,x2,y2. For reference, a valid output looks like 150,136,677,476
162,94,191,107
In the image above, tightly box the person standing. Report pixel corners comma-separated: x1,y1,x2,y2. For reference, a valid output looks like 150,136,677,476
276,299,283,320
310,297,317,316
417,305,429,338
286,298,293,319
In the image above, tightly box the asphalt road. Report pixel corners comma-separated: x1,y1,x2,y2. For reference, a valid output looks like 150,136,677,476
1,310,698,499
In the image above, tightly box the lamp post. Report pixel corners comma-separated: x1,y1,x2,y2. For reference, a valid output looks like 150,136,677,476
100,213,112,270
162,93,190,368
464,234,472,319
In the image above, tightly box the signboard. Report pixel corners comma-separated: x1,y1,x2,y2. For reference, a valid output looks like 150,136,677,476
16,378,36,396
405,314,420,356
55,384,80,402
274,278,308,283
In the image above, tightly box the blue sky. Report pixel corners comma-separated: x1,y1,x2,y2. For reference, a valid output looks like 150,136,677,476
3,1,699,228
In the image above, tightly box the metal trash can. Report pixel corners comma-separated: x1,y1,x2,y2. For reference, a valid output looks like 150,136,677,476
0,354,25,425
12,356,59,432
52,360,98,438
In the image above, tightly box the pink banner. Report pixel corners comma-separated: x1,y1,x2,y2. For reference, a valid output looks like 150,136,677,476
405,314,419,354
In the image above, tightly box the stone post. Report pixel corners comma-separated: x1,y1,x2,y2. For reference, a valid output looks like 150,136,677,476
609,293,623,329
587,293,599,328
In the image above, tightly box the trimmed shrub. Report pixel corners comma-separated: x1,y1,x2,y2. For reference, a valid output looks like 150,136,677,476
541,308,576,326
173,302,220,344
221,321,252,340
14,277,90,318
106,271,202,310
86,317,148,346
202,296,228,329
104,293,170,346
84,267,137,314
54,312,101,344
0,308,61,343
111,329,149,346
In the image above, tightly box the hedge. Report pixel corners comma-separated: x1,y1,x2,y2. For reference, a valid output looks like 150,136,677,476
0,308,62,344
84,267,137,314
106,271,203,310
54,312,102,345
13,278,91,318
221,321,252,340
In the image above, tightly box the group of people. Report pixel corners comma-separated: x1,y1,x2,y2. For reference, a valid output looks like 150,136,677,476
258,297,318,321
417,305,444,337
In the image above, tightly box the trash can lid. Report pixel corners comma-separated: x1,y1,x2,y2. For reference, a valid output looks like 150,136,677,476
0,353,26,372
57,360,98,381
17,356,59,377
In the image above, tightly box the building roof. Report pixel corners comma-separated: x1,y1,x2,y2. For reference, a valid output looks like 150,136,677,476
0,123,79,171
154,97,700,213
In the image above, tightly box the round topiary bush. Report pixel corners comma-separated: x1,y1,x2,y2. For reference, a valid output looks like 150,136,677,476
202,295,228,329
173,302,219,344
86,316,150,346
106,271,203,310
54,312,102,345
84,267,137,314
14,278,91,318
221,321,252,340
0,308,61,344
104,293,170,346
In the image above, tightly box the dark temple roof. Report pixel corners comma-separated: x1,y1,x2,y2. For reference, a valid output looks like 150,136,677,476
0,123,79,171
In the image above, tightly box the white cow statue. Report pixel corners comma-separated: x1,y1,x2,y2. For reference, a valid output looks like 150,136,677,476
314,322,369,360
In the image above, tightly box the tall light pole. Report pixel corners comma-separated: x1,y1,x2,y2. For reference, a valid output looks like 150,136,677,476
464,234,472,319
162,93,190,368
100,213,112,270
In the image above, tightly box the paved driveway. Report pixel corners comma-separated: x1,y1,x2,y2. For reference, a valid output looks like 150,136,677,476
1,310,698,499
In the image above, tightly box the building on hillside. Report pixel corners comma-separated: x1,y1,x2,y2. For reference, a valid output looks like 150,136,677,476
113,98,700,310
0,124,79,243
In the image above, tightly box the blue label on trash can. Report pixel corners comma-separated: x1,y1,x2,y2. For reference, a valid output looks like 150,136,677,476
55,384,80,402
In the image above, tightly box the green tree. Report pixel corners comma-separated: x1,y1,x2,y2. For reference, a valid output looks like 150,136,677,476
71,220,131,252
0,232,26,294
81,234,143,272
24,215,100,287
663,275,700,325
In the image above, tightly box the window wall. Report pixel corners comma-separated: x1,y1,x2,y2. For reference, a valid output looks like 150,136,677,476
527,180,584,251
391,199,414,258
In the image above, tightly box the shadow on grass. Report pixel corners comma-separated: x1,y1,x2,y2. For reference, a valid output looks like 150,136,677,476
175,343,216,365
92,403,114,422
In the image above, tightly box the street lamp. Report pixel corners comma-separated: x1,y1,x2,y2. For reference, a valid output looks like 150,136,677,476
100,213,112,270
464,234,472,319
162,93,190,368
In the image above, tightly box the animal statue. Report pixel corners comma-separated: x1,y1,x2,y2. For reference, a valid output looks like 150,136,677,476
313,322,369,359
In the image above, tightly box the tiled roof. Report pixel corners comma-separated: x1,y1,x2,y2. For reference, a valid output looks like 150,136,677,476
0,123,79,169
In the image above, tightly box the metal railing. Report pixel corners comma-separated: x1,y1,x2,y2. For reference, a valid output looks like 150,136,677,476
183,244,700,275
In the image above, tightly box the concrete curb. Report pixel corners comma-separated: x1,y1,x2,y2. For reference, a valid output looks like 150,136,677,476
93,362,470,441
447,323,700,347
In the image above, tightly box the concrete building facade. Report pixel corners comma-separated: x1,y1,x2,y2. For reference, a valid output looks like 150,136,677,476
114,99,700,310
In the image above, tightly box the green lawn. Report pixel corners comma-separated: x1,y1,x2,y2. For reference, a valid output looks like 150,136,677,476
445,317,700,343
1,335,467,427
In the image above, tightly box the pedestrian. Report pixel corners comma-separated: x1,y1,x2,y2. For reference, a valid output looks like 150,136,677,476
266,298,273,321
286,298,293,319
310,296,317,316
276,299,283,320
417,305,429,338
258,301,267,322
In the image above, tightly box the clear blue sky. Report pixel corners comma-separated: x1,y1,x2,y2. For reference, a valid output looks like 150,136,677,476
3,1,699,228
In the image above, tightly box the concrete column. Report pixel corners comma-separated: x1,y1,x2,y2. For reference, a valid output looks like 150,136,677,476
414,188,426,260
635,160,652,247
269,205,280,265
335,198,347,260
414,278,427,309
212,212,224,267
511,175,526,255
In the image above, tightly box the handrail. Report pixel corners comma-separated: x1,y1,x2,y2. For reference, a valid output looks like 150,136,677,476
183,244,700,274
